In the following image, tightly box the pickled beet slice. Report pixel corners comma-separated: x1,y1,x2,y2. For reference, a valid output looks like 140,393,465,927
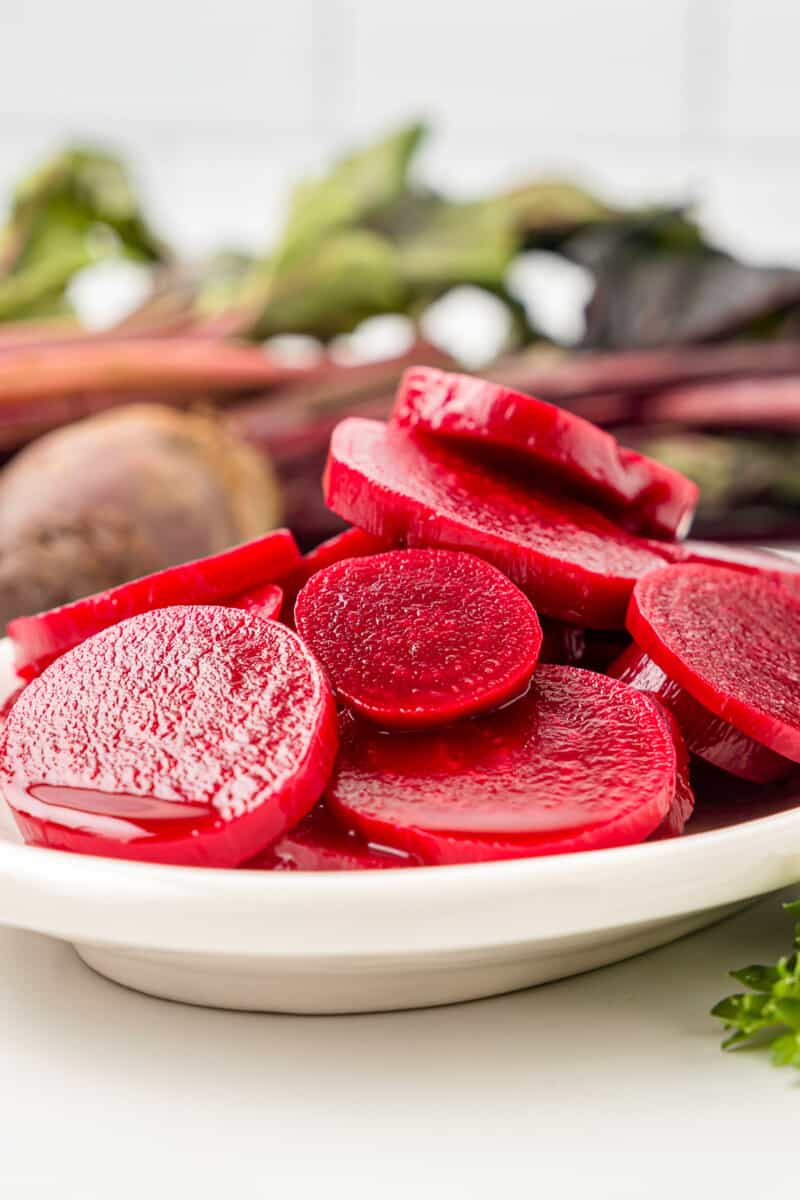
656,539,800,596
644,697,695,838
0,606,338,867
295,549,542,728
326,665,675,864
279,526,391,620
245,805,418,871
324,419,669,628
393,366,698,539
230,582,284,620
8,528,301,679
627,564,800,764
607,642,792,783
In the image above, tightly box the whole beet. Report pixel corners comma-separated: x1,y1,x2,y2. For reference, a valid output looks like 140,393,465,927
0,404,282,624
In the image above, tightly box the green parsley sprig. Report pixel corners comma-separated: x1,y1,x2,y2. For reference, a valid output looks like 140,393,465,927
713,899,800,1068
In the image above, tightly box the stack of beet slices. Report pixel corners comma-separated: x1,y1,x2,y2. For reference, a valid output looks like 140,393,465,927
2,365,800,871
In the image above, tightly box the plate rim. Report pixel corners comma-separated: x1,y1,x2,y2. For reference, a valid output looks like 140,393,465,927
1,801,800,957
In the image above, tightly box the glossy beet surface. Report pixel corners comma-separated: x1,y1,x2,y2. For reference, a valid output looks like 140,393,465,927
295,549,542,728
645,697,695,838
607,642,792,783
230,582,284,620
326,665,675,864
0,607,338,866
627,564,800,764
245,804,418,871
658,539,800,595
8,528,301,679
324,419,669,628
394,366,698,539
279,526,391,620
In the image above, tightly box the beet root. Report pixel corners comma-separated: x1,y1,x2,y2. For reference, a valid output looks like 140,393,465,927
8,526,300,678
324,418,669,628
607,642,792,783
0,607,338,867
627,564,800,765
326,666,675,864
245,804,418,871
0,404,284,627
295,549,542,728
393,366,698,539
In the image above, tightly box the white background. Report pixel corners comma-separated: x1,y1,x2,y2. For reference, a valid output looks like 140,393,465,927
1,0,799,263
0,892,796,1197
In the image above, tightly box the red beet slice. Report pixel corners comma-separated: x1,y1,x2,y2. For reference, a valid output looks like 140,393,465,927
0,607,338,867
324,419,669,628
295,549,542,728
245,804,418,871
657,539,800,596
644,697,694,838
607,642,791,783
627,564,800,765
279,526,391,620
230,582,284,620
8,528,301,679
394,366,698,539
326,665,675,865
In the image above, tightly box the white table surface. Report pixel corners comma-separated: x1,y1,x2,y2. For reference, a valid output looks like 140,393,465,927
0,889,795,1198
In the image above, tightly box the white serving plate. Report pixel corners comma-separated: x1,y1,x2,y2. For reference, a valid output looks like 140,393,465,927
1,638,800,1013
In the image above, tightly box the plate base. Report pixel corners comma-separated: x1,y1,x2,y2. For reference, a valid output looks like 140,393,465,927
74,901,745,1013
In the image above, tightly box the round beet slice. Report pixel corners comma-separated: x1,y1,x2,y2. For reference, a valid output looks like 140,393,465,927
627,564,800,764
326,666,675,865
0,606,338,867
607,642,792,783
245,804,418,871
294,549,542,728
393,366,699,539
230,582,284,620
8,527,301,679
324,419,669,628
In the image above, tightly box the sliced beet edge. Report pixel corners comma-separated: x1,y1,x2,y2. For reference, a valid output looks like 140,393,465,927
656,538,800,597
230,582,284,621
607,642,791,783
324,418,669,628
1,606,338,867
294,548,542,728
278,525,391,622
626,563,800,765
326,665,675,865
8,527,301,679
393,365,698,539
245,804,418,871
643,696,695,837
